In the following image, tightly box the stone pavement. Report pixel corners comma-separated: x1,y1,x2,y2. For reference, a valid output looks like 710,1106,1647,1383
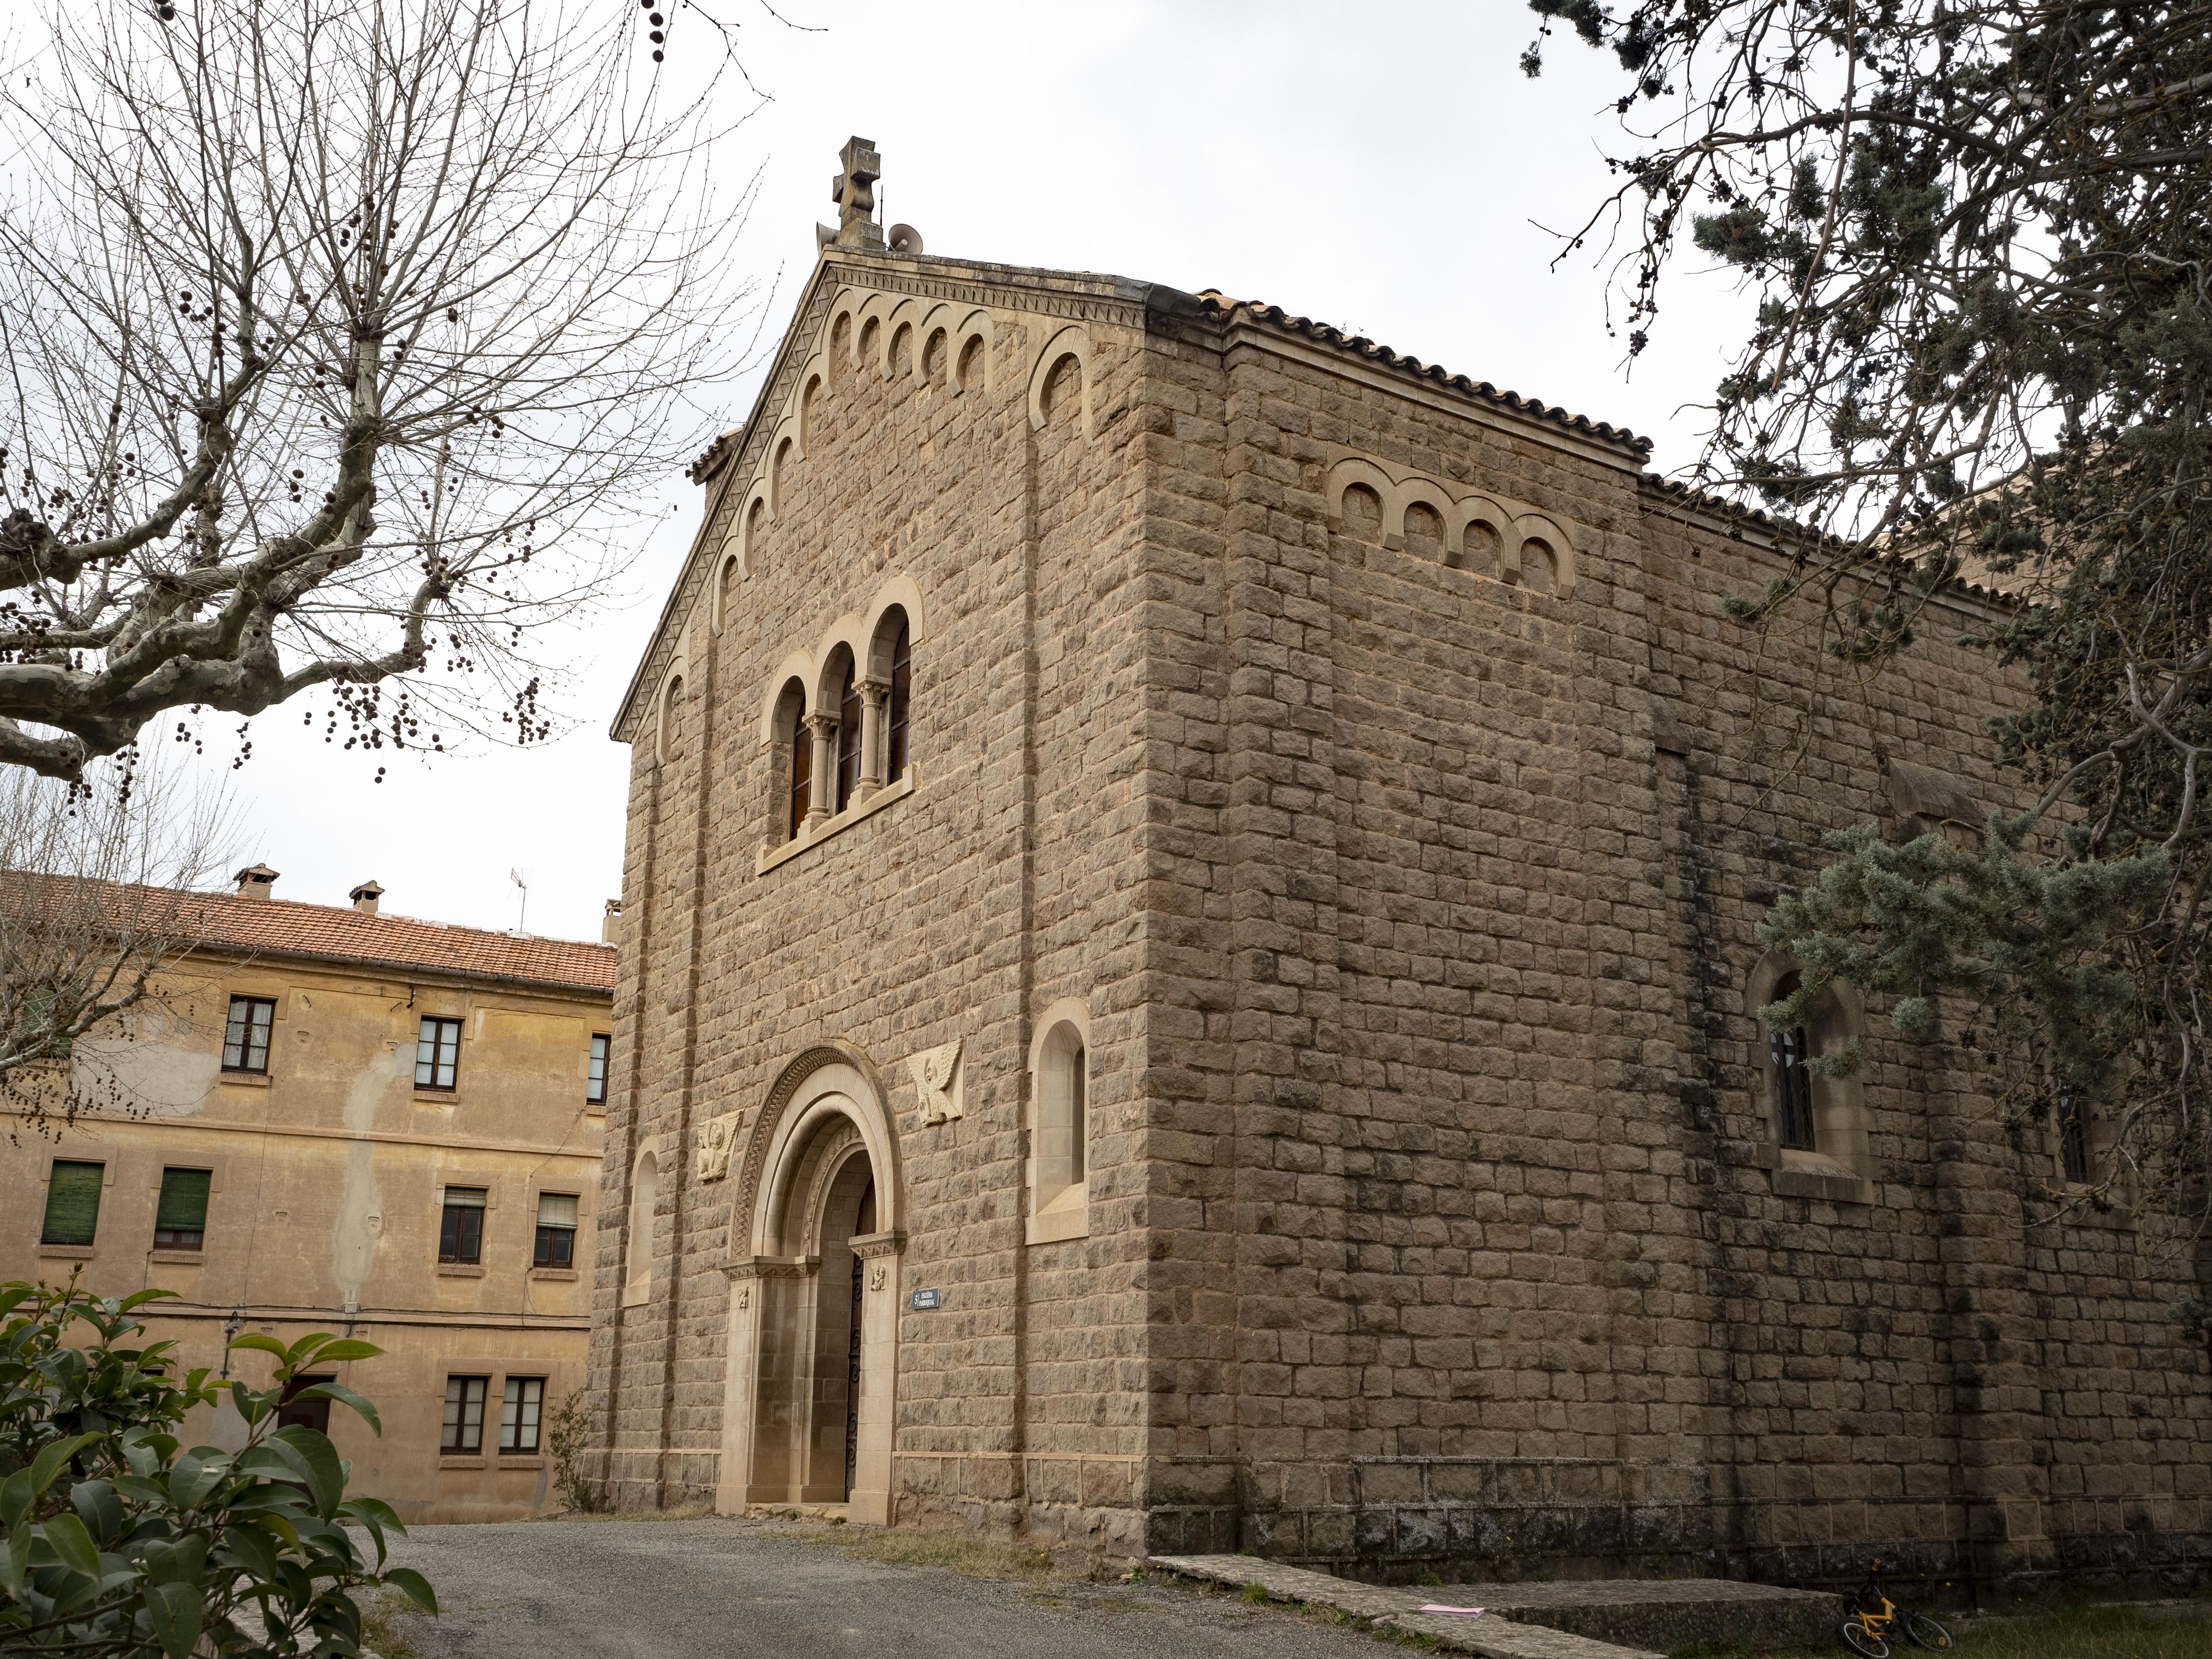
379,1517,1399,1659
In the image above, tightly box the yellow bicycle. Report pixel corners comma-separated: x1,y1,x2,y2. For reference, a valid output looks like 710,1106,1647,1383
1840,1561,1954,1656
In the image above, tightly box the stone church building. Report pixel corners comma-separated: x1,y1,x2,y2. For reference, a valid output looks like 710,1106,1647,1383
585,140,2211,1592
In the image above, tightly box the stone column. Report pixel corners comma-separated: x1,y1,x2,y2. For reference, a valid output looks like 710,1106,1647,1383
805,711,839,830
848,1228,906,1525
856,676,891,801
716,1261,767,1514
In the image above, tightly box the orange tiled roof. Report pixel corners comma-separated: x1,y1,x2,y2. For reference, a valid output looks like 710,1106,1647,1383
1190,291,1654,458
171,889,615,993
2,873,614,994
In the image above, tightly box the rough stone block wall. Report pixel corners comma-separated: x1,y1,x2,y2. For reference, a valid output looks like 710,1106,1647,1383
587,249,2212,1597
587,255,1159,1552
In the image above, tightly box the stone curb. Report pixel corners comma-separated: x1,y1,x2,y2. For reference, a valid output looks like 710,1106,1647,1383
1146,1555,1664,1659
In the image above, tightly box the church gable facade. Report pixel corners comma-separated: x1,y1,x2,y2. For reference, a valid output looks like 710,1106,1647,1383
588,149,2211,1593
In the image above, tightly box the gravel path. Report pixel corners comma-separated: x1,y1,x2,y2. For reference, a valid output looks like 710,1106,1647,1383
381,1516,1389,1659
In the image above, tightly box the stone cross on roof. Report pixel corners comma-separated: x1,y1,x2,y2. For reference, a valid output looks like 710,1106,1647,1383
831,135,884,251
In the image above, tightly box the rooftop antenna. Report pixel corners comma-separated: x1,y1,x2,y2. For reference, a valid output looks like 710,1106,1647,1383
510,868,528,935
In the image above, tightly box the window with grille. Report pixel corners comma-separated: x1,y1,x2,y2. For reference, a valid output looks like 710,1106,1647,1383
501,1377,544,1453
835,658,861,812
1770,1026,1818,1150
886,619,912,784
2059,1089,2091,1183
587,1033,609,1103
416,1015,462,1090
40,1161,103,1247
440,1186,487,1264
442,1375,488,1454
1768,974,1818,1151
222,996,276,1073
154,1167,212,1251
534,1193,578,1268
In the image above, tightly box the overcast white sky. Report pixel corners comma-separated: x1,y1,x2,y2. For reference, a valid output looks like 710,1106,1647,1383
219,0,1753,942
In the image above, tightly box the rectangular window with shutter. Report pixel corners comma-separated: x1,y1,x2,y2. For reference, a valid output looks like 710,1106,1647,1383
154,1167,212,1250
533,1193,578,1268
41,1161,103,1247
439,1186,487,1263
442,1375,488,1454
500,1376,544,1453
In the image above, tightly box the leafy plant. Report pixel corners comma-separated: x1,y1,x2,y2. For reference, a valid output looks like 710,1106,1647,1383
1525,0,2212,1223
543,1389,602,1515
0,1278,435,1658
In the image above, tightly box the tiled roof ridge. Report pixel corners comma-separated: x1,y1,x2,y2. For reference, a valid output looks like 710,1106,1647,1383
3,873,614,994
1637,473,2020,603
1189,291,1654,458
687,425,745,486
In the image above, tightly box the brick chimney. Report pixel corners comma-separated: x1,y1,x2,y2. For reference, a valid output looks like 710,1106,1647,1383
602,898,623,944
233,863,279,899
350,880,384,916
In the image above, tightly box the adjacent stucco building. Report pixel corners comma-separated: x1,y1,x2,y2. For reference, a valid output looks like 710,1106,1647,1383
4,869,614,1523
586,142,2212,1594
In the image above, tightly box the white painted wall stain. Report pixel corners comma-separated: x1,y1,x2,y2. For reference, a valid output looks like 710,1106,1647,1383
70,1032,221,1116
330,1046,404,1303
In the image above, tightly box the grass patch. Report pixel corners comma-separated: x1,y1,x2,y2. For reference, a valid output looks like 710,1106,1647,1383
1663,1603,2212,1659
362,1591,430,1659
529,1502,718,1524
1242,1582,1274,1606
808,1525,1064,1582
1955,1603,2212,1659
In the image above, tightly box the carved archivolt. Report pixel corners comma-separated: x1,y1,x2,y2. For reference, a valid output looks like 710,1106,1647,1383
727,1042,902,1262
1324,447,1581,598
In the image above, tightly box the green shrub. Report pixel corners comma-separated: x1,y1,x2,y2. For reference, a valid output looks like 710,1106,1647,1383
0,1278,435,1657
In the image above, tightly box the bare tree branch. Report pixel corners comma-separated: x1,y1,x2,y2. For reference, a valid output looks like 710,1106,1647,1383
0,0,759,781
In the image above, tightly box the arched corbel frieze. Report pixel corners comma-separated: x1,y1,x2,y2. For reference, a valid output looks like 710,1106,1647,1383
1511,510,1577,595
724,482,772,581
1324,449,1583,598
1386,475,1455,554
1325,456,1395,527
953,309,993,395
1027,322,1094,440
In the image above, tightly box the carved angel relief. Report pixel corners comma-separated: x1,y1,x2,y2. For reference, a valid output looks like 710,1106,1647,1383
696,1110,747,1182
904,1039,963,1125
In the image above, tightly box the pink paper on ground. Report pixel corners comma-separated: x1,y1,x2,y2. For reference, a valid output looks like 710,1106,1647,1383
1419,1605,1486,1616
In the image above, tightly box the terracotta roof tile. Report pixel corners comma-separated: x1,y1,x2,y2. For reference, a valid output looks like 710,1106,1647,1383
1190,291,1655,458
175,891,614,992
687,425,745,486
4,875,615,994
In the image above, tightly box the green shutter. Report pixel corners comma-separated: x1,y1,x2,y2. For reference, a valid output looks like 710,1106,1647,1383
155,1168,212,1233
41,1161,103,1246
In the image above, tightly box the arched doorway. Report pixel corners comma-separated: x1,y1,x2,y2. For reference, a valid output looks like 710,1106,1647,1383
718,1056,902,1522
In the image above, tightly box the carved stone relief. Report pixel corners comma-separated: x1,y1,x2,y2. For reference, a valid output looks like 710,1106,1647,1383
904,1039,963,1125
696,1109,748,1182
